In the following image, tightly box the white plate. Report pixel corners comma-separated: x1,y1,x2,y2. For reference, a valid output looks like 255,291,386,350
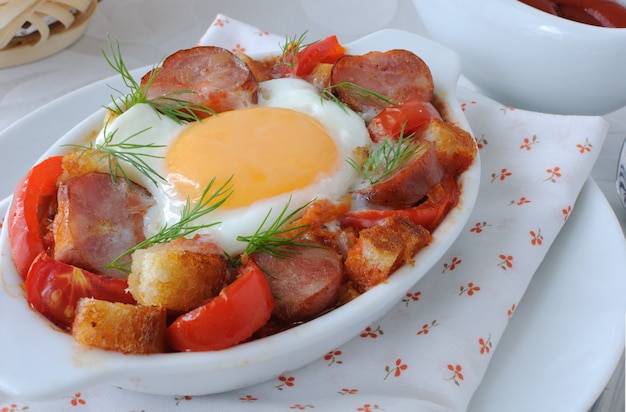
468,177,626,411
0,30,480,400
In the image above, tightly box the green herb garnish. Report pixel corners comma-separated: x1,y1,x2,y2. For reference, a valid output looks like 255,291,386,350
319,81,396,112
107,176,234,272
102,36,215,123
276,31,310,68
68,122,167,187
229,198,315,266
348,124,426,184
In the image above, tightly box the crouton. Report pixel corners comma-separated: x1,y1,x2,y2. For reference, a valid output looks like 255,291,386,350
127,235,227,312
345,215,432,292
72,298,166,354
421,118,477,175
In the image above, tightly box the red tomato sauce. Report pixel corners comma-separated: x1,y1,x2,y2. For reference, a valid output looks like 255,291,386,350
519,0,626,27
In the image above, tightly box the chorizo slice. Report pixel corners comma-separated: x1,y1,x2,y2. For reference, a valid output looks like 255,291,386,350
52,172,154,279
355,140,444,209
141,46,259,116
252,242,344,324
330,49,434,117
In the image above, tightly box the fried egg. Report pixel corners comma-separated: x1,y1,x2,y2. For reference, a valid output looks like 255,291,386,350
94,78,369,255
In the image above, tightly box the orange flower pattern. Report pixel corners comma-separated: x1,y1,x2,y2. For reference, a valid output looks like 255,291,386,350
520,134,539,150
459,282,481,296
384,359,408,379
441,255,462,273
577,138,593,154
479,334,493,355
324,350,343,366
530,228,544,246
491,168,512,183
470,221,490,233
402,290,421,306
275,375,295,391
360,325,383,339
417,320,439,335
446,364,465,386
510,196,531,206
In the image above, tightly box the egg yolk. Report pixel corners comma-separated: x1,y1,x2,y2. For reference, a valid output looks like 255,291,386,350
166,107,339,209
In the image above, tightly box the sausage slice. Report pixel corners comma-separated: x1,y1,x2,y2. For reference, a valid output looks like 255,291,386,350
355,140,444,208
141,46,259,116
331,49,434,117
252,242,344,324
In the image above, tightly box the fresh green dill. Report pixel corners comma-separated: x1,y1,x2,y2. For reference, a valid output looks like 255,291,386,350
107,176,234,272
102,36,215,123
228,198,315,266
276,31,310,68
67,122,167,187
319,81,396,112
348,124,426,184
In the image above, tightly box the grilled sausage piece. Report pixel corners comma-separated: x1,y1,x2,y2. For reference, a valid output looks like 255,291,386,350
141,46,259,116
252,242,344,324
355,140,444,209
330,49,434,118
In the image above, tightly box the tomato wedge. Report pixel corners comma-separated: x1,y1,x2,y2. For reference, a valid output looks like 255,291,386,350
166,261,275,352
367,98,441,143
25,252,136,331
8,156,64,279
341,174,458,233
295,35,345,77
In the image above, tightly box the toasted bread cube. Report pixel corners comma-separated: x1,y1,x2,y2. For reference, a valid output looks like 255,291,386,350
72,298,166,354
345,215,432,292
421,118,477,174
128,235,227,312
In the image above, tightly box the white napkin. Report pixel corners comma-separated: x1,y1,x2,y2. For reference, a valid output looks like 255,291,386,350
1,14,609,412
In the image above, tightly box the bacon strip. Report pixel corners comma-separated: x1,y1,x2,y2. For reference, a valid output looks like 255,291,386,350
52,172,154,279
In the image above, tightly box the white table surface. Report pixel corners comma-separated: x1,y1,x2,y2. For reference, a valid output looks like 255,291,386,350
1,0,624,410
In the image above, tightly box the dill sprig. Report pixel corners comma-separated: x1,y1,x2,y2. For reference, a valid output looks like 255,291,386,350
276,31,310,68
319,81,396,112
107,176,234,272
229,198,314,266
102,36,215,124
348,124,426,184
67,122,167,187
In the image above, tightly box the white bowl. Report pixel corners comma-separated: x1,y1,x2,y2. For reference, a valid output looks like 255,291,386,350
0,29,480,401
413,0,626,115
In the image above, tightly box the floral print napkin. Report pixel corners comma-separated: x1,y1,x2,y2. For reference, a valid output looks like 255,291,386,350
0,13,609,412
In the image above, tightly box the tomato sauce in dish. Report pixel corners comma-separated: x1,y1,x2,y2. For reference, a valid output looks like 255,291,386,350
519,0,626,27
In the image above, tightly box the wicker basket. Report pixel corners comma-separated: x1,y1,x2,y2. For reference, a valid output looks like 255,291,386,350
0,0,97,68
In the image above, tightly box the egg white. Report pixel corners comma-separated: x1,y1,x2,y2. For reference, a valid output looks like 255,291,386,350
95,78,370,255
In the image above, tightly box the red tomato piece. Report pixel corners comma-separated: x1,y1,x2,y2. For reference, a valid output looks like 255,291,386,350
166,260,275,352
367,99,442,143
25,252,135,331
8,156,64,279
295,35,345,77
341,174,458,232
